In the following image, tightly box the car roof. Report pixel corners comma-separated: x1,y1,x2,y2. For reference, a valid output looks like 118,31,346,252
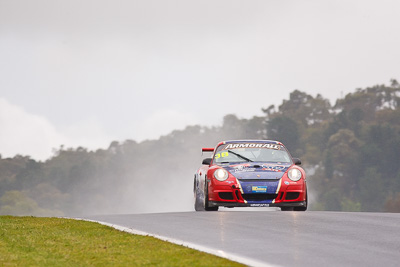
222,140,282,144
215,140,284,148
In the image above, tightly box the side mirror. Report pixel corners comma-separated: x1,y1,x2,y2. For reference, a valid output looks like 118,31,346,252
202,158,212,165
293,158,302,165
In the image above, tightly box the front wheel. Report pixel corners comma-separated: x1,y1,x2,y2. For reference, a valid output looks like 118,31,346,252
194,191,205,211
194,175,204,211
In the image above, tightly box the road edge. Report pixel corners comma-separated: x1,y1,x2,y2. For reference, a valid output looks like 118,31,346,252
75,218,279,267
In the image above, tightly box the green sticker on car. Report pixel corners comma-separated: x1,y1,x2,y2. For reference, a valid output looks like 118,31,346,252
252,186,267,193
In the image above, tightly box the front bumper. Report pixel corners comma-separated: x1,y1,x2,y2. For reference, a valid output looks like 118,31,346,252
207,178,306,208
209,200,307,208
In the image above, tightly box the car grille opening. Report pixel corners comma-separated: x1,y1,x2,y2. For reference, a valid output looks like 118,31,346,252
219,192,234,200
285,192,300,200
242,193,278,201
235,190,240,200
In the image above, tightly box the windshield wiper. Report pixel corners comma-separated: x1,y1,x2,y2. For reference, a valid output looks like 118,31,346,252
228,150,253,162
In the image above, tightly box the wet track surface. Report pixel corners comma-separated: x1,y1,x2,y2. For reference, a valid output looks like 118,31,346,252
83,211,400,267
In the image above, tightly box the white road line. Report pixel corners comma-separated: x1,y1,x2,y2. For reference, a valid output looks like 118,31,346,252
75,218,280,267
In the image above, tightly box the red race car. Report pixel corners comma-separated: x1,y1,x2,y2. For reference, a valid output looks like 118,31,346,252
194,140,307,211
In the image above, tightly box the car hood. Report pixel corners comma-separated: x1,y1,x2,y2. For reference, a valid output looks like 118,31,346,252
222,162,291,180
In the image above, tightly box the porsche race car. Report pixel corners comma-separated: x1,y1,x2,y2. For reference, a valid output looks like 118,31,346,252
194,140,307,211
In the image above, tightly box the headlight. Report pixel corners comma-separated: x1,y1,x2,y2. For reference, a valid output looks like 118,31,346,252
288,168,302,181
214,168,229,181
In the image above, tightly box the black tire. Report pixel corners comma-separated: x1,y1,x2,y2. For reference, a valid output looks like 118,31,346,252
194,191,205,211
194,176,204,211
204,181,218,211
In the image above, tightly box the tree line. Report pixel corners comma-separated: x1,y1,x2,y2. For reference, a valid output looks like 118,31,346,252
1,80,400,216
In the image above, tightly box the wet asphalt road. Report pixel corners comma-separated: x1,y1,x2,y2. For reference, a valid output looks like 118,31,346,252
83,211,400,267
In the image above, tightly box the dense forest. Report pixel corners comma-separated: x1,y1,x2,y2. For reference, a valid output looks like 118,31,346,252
1,80,400,216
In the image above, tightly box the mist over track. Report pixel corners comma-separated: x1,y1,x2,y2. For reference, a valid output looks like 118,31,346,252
83,211,400,267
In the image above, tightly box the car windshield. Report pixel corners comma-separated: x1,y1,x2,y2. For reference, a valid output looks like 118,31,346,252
213,143,292,164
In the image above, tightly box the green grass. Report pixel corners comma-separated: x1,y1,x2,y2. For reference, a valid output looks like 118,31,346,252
0,216,244,266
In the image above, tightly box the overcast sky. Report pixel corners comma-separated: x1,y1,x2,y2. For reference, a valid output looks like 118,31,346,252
1,0,400,160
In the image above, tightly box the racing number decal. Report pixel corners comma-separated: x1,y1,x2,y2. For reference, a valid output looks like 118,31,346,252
215,152,229,159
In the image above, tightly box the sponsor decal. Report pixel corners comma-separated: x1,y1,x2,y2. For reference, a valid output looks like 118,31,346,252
284,181,290,185
230,164,286,173
250,204,270,207
214,151,229,160
261,165,286,172
223,143,280,150
252,186,267,193
232,165,256,173
230,163,251,168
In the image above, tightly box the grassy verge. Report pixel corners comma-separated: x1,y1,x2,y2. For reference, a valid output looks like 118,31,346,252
0,216,244,266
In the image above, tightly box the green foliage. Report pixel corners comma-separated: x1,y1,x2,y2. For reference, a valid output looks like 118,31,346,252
267,115,300,152
277,90,332,126
385,193,400,212
1,81,400,214
269,82,400,212
340,197,361,212
0,191,62,216
358,168,385,211
0,191,39,216
322,188,342,211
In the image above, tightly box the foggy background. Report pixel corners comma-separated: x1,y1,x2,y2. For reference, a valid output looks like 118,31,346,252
1,0,400,160
1,1,400,216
